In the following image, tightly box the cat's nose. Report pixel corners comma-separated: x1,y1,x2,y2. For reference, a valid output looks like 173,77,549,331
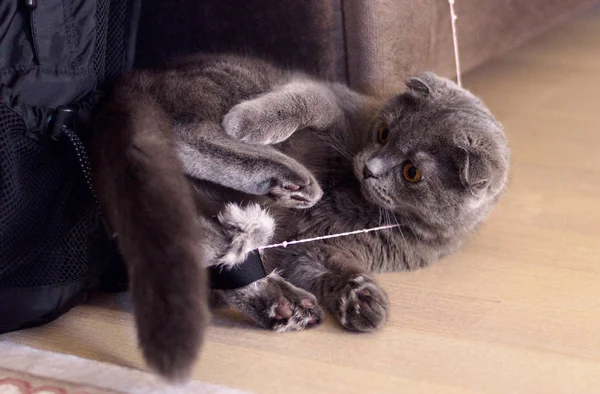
364,158,386,179
363,165,377,179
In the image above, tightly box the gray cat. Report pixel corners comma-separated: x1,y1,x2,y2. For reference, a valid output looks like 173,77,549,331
91,54,509,381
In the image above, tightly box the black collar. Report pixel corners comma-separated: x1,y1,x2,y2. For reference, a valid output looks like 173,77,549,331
208,250,266,290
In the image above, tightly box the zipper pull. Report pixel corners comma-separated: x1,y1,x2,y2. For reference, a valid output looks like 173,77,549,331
49,106,76,140
23,0,37,10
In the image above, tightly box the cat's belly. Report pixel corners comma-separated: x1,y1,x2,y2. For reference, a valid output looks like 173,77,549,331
272,186,381,245
268,189,452,272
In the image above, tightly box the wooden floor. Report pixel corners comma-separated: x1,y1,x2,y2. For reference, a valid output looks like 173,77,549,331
5,9,600,394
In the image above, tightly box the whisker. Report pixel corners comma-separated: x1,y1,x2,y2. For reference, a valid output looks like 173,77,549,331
382,208,389,227
388,209,407,245
403,216,422,242
321,133,353,161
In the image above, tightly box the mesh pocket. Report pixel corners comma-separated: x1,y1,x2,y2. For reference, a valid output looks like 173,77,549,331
106,0,132,80
94,0,133,84
0,104,95,288
0,0,136,332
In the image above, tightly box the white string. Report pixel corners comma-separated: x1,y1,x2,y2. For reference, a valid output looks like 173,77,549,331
448,0,462,87
255,4,462,251
258,224,399,250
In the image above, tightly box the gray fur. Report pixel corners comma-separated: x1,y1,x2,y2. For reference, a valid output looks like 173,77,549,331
215,203,274,267
222,70,510,332
92,54,509,381
175,122,322,208
212,271,323,332
223,79,345,144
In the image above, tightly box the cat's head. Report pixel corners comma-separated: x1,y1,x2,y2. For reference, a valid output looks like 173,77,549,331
354,72,510,235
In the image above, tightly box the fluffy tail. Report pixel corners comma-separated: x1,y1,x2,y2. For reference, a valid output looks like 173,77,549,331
91,79,209,381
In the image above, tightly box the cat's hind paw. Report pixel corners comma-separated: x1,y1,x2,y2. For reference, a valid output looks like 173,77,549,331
335,275,389,332
227,273,324,332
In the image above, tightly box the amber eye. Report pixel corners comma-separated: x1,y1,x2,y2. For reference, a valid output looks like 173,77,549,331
402,161,422,183
377,124,390,144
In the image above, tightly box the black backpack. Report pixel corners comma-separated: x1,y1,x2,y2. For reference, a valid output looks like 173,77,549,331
0,0,140,332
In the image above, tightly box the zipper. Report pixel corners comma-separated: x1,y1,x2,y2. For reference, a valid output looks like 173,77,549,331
22,0,40,65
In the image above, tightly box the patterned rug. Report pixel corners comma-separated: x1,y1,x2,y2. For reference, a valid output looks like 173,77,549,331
0,341,248,394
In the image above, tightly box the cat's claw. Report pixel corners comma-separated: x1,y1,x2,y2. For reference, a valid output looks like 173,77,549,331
335,275,389,332
270,295,321,332
267,177,323,209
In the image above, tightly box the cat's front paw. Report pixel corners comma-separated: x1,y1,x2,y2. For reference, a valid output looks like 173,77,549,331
259,156,323,209
223,100,298,145
267,173,323,209
229,273,324,332
334,275,389,332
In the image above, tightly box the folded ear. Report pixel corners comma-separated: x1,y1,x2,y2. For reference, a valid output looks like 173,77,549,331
457,149,491,195
405,72,444,97
454,133,492,195
405,76,431,96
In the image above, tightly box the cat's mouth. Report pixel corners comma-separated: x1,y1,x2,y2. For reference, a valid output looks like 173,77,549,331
355,153,396,209
361,181,396,209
